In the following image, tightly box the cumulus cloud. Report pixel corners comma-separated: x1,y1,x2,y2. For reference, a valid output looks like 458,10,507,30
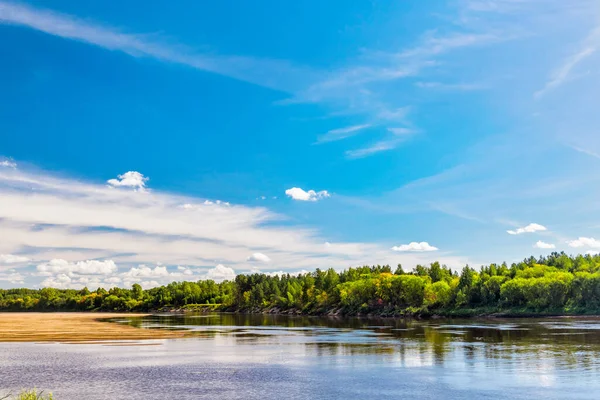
391,242,438,252
0,160,17,168
205,264,236,282
285,187,330,201
0,271,25,284
36,259,117,275
177,266,194,276
41,273,73,289
122,265,169,278
507,223,547,235
587,250,600,256
247,253,271,263
568,237,600,248
107,171,148,191
0,165,468,287
0,254,30,264
534,240,555,249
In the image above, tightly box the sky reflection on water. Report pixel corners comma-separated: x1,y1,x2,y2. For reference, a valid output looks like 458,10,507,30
2,314,600,399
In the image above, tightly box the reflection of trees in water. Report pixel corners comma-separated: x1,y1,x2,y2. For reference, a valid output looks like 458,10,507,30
120,313,600,372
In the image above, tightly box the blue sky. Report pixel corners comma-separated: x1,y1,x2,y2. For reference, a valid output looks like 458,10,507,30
1,0,600,289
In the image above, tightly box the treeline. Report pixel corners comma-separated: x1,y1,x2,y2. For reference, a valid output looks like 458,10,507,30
2,252,600,316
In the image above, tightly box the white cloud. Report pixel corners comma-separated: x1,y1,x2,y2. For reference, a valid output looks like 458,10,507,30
377,107,411,122
535,27,598,99
122,265,169,278
107,171,149,191
345,128,417,159
247,253,271,263
182,200,230,209
0,165,469,287
507,223,547,235
251,269,310,277
415,81,486,91
37,259,117,275
0,1,311,93
346,139,402,159
0,254,30,264
315,124,371,144
205,264,236,282
38,262,210,289
0,271,24,284
568,237,600,248
285,187,330,201
586,250,599,256
0,160,17,168
41,273,73,289
177,266,194,276
400,32,502,58
535,240,556,249
391,242,438,252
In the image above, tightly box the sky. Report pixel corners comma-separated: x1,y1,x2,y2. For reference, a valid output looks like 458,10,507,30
1,0,600,289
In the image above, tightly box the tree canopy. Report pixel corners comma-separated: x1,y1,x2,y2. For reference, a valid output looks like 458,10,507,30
2,252,600,316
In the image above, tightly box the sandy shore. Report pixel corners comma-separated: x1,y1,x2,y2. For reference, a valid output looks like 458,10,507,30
0,313,188,342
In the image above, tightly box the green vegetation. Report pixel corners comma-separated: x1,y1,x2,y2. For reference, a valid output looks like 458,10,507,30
2,252,600,316
1,390,53,400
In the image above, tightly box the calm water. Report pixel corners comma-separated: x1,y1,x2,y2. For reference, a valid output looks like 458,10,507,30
2,314,600,399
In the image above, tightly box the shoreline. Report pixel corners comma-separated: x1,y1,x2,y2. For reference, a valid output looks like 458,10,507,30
0,312,189,343
172,304,600,318
2,309,599,343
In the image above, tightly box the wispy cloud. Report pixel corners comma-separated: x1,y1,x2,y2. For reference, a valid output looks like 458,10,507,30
415,81,486,91
345,127,417,159
398,31,502,58
0,160,17,168
569,145,600,160
345,139,400,159
0,1,313,92
535,46,597,98
535,23,600,98
315,124,371,144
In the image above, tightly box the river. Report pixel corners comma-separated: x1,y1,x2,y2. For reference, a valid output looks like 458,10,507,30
2,313,600,399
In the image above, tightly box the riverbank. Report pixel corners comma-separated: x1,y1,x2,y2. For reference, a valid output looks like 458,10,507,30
0,313,189,342
3,307,598,343
160,304,600,319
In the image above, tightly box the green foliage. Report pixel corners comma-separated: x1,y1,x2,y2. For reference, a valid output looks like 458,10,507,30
2,252,600,315
1,390,54,400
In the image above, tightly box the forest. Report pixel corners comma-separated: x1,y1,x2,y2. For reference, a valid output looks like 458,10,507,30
2,252,600,316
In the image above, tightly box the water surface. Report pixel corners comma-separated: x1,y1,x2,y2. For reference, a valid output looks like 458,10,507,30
2,313,600,399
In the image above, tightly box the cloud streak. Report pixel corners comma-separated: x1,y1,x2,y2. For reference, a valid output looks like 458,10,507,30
535,24,600,98
0,1,312,92
315,124,372,144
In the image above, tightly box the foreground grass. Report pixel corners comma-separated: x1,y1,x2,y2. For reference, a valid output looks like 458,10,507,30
1,390,53,400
